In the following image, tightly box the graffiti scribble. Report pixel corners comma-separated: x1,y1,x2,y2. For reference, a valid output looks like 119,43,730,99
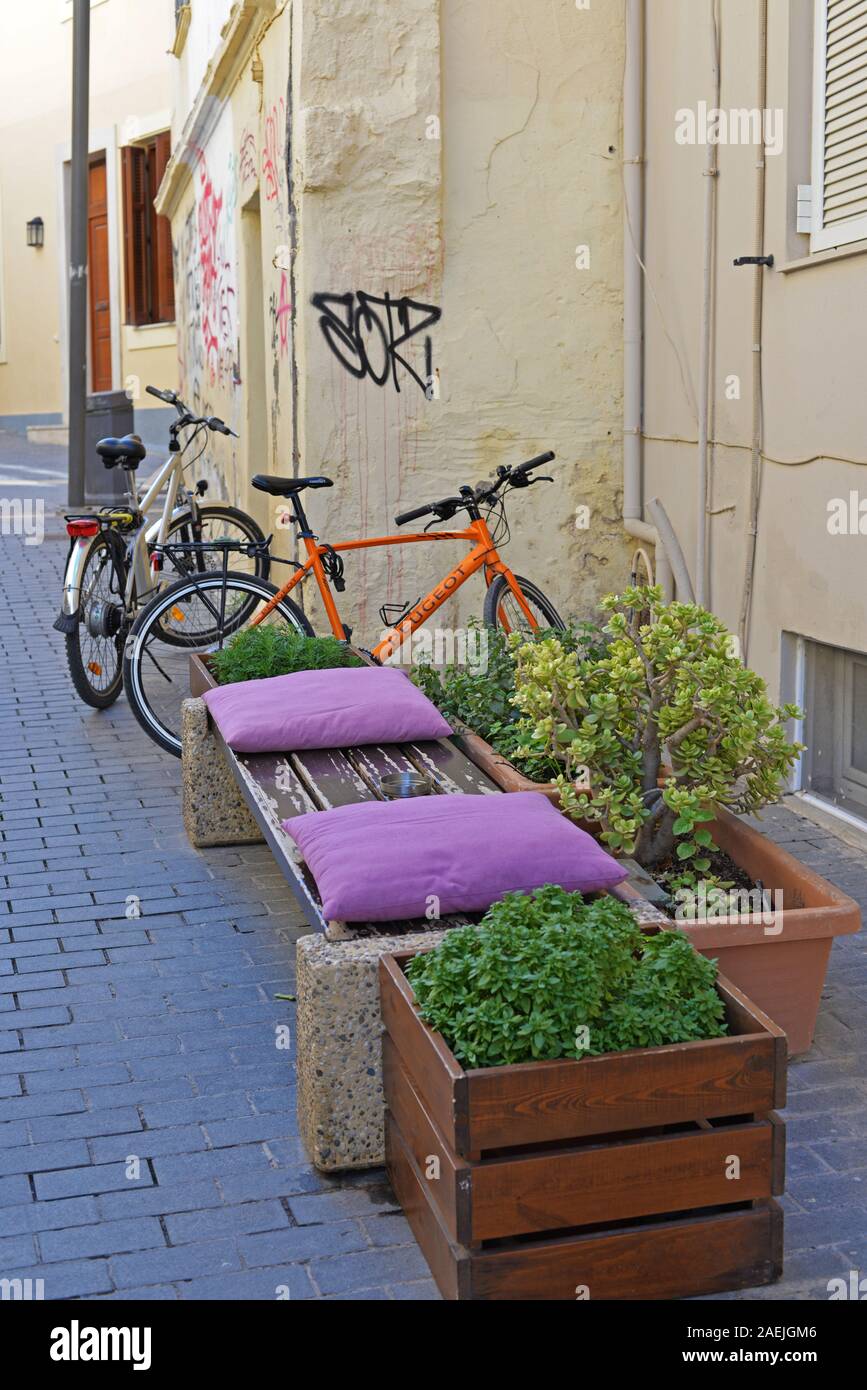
239,130,257,186
310,290,441,395
269,271,292,358
262,99,286,206
196,158,237,387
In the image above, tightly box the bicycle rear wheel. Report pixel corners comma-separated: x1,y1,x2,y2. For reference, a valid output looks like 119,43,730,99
64,534,126,708
483,573,564,636
123,572,313,756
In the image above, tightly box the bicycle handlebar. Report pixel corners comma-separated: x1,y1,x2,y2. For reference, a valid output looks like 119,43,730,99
511,450,555,478
394,451,557,527
394,502,438,527
146,384,178,405
144,386,238,438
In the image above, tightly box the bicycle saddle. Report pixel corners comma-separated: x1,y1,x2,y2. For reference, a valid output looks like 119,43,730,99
251,474,333,496
97,435,147,469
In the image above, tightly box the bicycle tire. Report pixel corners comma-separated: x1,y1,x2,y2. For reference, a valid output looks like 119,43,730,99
483,573,565,634
123,571,313,757
64,534,127,708
155,504,270,647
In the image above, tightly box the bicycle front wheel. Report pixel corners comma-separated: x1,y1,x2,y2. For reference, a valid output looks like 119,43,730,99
155,505,270,647
483,573,564,636
123,572,313,756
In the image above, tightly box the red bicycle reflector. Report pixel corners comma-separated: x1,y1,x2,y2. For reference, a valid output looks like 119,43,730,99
67,520,99,538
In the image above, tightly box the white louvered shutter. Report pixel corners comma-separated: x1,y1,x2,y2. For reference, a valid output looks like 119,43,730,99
812,0,867,250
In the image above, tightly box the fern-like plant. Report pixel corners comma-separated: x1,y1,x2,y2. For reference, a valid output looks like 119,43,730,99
210,626,364,685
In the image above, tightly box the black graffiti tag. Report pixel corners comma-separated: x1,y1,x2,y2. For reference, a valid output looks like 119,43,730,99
311,290,441,395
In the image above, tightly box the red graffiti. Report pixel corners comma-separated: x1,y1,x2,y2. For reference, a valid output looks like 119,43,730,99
262,99,285,204
197,158,235,384
270,270,292,358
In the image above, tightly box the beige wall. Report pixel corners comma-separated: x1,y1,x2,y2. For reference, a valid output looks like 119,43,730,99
161,0,631,647
0,0,178,426
643,0,867,700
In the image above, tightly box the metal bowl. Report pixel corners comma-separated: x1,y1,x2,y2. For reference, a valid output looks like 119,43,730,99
378,770,434,799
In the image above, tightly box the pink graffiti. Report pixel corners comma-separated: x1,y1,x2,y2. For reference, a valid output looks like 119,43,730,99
262,99,285,205
197,158,235,385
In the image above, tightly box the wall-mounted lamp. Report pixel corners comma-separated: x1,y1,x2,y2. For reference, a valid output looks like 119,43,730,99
26,217,44,248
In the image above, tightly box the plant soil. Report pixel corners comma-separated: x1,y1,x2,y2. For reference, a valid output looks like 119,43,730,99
652,847,758,898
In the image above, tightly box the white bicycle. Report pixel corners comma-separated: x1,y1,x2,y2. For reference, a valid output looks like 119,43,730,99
55,384,269,709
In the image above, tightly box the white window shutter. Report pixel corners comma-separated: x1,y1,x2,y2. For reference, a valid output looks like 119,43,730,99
811,0,867,252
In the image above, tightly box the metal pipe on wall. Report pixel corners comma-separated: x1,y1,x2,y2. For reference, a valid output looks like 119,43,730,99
67,0,91,508
695,1,721,607
622,0,676,604
623,0,645,528
737,0,769,661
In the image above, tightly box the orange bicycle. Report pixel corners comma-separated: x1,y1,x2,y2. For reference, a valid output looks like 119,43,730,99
249,449,564,659
122,450,564,754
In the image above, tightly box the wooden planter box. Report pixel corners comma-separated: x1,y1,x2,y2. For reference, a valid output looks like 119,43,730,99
189,652,219,697
380,950,786,1301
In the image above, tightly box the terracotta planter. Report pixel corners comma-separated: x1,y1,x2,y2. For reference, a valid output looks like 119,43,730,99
380,949,786,1301
452,735,861,1057
648,807,861,1057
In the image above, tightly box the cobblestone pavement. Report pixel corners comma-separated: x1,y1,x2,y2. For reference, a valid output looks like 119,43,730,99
0,433,865,1301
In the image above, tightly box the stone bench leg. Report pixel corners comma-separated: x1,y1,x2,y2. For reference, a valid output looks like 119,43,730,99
296,930,447,1171
181,697,264,848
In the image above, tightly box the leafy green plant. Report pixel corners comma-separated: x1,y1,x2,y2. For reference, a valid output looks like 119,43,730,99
511,586,803,887
210,626,364,685
405,886,726,1068
411,619,604,783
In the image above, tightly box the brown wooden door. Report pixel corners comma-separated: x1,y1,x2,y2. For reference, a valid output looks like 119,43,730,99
88,157,112,393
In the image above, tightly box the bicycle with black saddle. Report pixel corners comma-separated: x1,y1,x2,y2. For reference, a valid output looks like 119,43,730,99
55,385,269,710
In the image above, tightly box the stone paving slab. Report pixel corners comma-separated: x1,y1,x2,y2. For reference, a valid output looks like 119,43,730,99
0,434,865,1300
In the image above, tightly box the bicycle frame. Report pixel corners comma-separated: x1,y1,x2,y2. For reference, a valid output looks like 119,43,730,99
254,515,539,660
58,452,197,622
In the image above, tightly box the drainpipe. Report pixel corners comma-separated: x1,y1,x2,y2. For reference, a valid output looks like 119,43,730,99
695,1,721,607
622,0,687,603
737,0,769,661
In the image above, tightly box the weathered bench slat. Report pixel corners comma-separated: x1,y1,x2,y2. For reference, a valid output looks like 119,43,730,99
291,748,376,809
406,740,500,796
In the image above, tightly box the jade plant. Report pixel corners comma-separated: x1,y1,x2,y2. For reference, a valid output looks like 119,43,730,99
411,619,604,783
510,586,803,887
405,886,726,1068
210,625,364,685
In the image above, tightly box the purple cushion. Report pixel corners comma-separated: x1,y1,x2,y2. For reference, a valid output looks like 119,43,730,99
202,666,451,753
282,791,627,922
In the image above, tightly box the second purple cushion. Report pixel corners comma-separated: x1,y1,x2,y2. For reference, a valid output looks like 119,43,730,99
283,791,627,922
202,665,452,754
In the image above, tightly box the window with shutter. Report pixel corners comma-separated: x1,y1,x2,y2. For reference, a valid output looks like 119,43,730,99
121,134,176,326
811,0,867,252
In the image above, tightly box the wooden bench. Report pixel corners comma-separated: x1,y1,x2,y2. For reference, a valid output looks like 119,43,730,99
180,657,667,1170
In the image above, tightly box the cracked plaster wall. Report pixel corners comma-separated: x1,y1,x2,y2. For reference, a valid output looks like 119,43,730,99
171,0,630,642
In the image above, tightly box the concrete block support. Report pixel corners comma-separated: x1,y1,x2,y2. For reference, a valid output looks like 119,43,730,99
181,697,264,848
296,930,447,1171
